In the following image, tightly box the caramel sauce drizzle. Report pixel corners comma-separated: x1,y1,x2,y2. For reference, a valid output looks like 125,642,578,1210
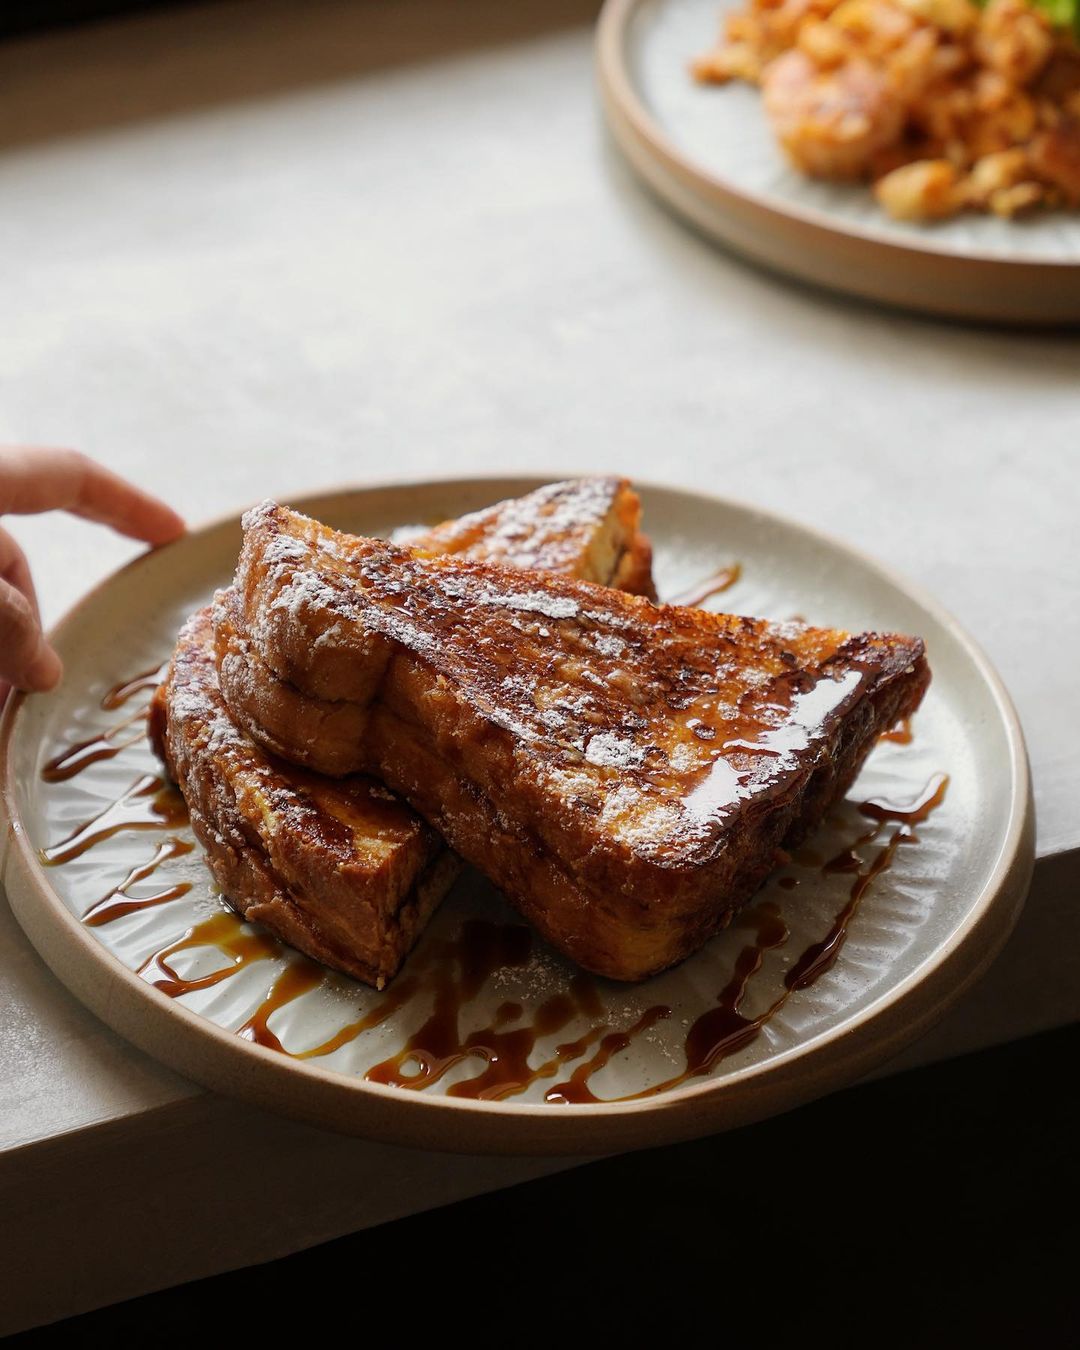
598,772,950,1103
446,999,576,1101
667,563,742,609
40,671,194,925
447,983,634,1103
82,836,194,927
239,960,325,1051
857,772,947,827
42,666,163,784
40,773,188,866
543,1006,673,1104
41,709,149,783
880,716,914,745
138,910,280,998
297,974,423,1060
100,665,165,710
364,919,534,1093
362,937,666,1103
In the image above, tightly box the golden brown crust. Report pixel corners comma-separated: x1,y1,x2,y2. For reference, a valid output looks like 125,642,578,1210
156,607,455,987
408,476,655,596
610,531,657,600
217,502,931,981
157,479,656,985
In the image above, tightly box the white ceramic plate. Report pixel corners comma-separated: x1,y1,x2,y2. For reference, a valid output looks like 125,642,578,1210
0,477,1032,1154
598,0,1080,322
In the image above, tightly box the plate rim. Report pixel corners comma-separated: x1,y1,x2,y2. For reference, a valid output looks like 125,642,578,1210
596,0,1080,271
0,472,1034,1155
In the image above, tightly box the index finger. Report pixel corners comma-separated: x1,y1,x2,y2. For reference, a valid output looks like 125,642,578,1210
0,447,185,546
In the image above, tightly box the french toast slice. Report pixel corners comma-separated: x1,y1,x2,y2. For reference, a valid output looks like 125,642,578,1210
216,502,931,982
404,475,655,598
150,607,457,987
152,478,654,987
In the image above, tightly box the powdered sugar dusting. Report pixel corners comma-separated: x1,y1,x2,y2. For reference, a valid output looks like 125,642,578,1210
269,569,341,620
406,478,627,580
228,500,911,876
241,500,281,533
483,590,579,621
585,732,647,769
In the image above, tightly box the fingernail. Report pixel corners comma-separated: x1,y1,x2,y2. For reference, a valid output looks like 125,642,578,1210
24,643,62,692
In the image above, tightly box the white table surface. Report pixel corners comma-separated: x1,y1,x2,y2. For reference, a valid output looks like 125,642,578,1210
1,0,1078,1332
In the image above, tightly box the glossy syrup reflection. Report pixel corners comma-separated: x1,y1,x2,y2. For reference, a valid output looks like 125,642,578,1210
41,709,149,783
101,665,166,711
363,928,672,1102
365,919,535,1094
239,960,325,1051
42,664,165,787
40,773,187,866
138,910,280,998
40,664,198,929
880,716,914,745
349,777,947,1105
82,836,194,927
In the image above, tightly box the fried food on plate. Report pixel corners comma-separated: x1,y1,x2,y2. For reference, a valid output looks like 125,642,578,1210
152,478,654,987
215,501,930,982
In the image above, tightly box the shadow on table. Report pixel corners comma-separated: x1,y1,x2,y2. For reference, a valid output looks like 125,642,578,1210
9,1020,1079,1343
0,0,600,152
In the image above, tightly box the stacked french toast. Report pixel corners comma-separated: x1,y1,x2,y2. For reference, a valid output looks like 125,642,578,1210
151,479,929,988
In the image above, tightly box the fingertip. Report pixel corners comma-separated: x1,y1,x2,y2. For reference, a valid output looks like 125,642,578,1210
23,643,63,693
147,509,187,547
131,500,186,547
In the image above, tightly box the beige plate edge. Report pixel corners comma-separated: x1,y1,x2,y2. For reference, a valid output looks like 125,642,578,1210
596,0,1080,325
0,473,1035,1156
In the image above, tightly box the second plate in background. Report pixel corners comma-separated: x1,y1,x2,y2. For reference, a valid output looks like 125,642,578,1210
598,0,1080,322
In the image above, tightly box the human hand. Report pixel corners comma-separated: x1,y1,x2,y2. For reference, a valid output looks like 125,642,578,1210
1,447,185,703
